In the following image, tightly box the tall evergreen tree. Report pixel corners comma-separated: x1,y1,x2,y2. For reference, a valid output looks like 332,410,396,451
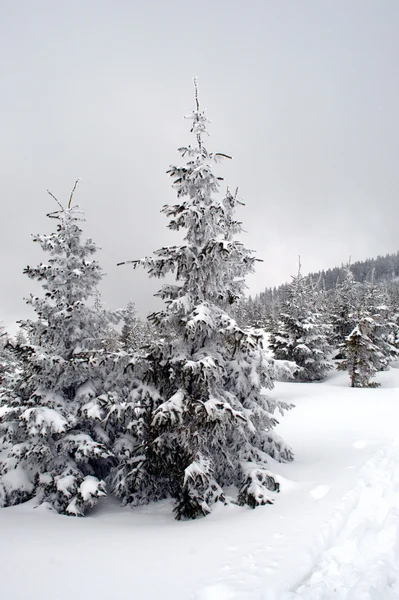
0,183,114,514
269,263,333,381
112,81,293,519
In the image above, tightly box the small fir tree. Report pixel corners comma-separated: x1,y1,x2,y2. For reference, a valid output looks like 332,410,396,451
0,324,9,388
337,307,383,387
93,290,122,353
330,262,360,355
363,280,398,369
0,324,19,392
112,81,293,519
387,281,399,350
120,300,155,352
269,263,333,381
14,328,28,346
0,183,114,514
120,300,137,350
337,280,398,387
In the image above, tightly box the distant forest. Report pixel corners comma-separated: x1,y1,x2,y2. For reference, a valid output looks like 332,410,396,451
306,251,399,289
244,251,399,326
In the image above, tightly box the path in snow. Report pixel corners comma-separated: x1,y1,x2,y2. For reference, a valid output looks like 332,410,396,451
197,440,399,600
195,368,399,600
282,439,399,600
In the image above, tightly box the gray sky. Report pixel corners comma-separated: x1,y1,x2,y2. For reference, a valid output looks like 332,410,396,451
1,0,399,330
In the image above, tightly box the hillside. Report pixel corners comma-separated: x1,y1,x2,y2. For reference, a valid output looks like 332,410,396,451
245,250,399,326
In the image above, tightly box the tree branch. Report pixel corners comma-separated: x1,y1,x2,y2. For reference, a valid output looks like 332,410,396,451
68,178,80,209
46,189,64,212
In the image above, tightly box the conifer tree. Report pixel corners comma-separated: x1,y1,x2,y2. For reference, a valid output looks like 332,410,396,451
330,263,360,354
387,281,399,351
0,183,114,514
112,81,293,519
120,300,137,350
0,323,8,388
337,306,382,387
14,328,27,347
269,263,333,381
337,280,398,387
0,324,18,391
119,300,154,352
93,290,121,353
369,288,399,371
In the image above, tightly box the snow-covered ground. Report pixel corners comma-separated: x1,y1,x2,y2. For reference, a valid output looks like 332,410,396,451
2,366,399,600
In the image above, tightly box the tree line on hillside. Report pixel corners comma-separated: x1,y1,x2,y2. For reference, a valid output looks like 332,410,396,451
1,85,397,521
244,251,399,328
259,262,399,387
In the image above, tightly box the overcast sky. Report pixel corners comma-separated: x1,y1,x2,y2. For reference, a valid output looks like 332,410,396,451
1,0,399,330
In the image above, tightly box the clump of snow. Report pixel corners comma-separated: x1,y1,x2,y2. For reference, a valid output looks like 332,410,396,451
75,381,97,400
1,466,34,494
80,476,105,502
56,475,76,497
21,406,69,435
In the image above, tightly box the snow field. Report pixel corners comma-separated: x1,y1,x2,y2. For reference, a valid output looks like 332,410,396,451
195,367,399,599
1,368,399,600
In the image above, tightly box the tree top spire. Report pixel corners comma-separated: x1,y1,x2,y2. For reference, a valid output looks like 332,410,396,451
194,76,200,111
184,77,210,150
46,179,82,220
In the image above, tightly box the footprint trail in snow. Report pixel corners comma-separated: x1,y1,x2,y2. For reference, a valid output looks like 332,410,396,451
196,439,399,600
282,439,399,599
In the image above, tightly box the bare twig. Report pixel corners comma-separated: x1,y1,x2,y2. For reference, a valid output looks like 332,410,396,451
68,178,80,209
46,189,64,212
46,210,62,219
117,260,139,267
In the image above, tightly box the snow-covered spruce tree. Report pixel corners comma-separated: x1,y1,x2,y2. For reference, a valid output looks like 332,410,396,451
0,323,9,388
120,300,137,350
14,329,27,346
112,82,293,520
0,183,114,514
337,281,398,387
120,300,155,352
337,306,383,387
330,262,360,354
368,285,399,370
0,324,19,392
93,290,122,353
269,263,333,381
387,280,399,350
